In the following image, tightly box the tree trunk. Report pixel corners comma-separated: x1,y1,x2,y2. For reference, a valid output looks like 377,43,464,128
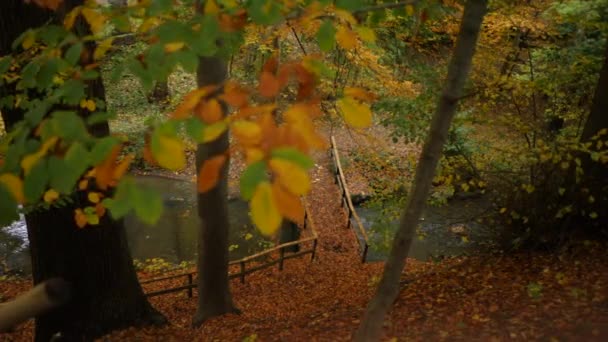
0,1,165,340
147,81,170,106
581,43,608,142
192,55,239,327
353,1,488,341
26,206,165,341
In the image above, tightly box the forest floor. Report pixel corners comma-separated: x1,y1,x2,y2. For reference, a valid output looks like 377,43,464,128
1,126,608,341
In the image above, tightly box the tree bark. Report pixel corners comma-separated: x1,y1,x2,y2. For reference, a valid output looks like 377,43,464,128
192,55,239,327
353,1,488,341
581,43,608,142
0,1,165,340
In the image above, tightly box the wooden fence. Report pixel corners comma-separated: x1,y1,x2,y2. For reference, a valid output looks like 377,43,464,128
142,205,319,298
329,136,370,263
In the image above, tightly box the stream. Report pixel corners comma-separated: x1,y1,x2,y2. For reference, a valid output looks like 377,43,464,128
0,175,274,274
351,197,498,262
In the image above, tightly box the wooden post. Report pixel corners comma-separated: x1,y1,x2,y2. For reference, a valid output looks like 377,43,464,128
279,247,285,271
311,239,318,261
362,244,369,264
187,274,193,298
240,261,246,284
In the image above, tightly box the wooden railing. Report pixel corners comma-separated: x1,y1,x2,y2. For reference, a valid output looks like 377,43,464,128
142,205,318,298
329,136,370,263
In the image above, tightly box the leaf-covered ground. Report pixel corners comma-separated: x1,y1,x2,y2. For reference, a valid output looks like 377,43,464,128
1,134,607,341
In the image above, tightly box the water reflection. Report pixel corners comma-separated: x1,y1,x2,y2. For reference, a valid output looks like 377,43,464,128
353,198,497,262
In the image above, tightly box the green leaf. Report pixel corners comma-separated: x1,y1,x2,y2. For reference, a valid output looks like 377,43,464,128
19,61,41,89
50,111,89,141
58,79,86,105
185,117,206,142
104,177,134,219
86,111,116,126
65,43,83,66
24,159,49,203
316,20,336,52
336,0,364,11
247,0,282,25
48,156,74,194
132,185,163,225
0,183,19,226
270,148,314,169
90,136,119,165
240,161,268,200
0,57,12,77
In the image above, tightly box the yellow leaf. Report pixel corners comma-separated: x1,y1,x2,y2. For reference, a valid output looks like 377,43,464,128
197,154,227,193
21,136,59,174
64,6,82,30
250,182,282,236
271,182,304,224
44,189,60,203
336,26,357,50
405,4,415,16
269,159,310,195
164,41,185,53
0,173,25,204
245,148,264,164
232,120,262,147
337,97,372,128
80,99,96,111
499,207,507,214
355,26,376,43
81,7,106,35
94,37,114,60
78,179,88,190
344,87,376,101
138,17,161,33
22,31,36,50
203,121,228,143
155,135,186,171
284,103,327,149
244,233,253,240
334,9,357,25
204,0,220,14
87,191,101,204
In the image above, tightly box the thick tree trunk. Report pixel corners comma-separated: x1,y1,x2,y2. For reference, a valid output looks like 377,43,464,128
353,1,488,341
192,55,239,327
26,207,165,341
0,1,165,340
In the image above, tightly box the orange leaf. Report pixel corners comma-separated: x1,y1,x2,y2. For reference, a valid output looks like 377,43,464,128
171,86,216,119
74,208,87,228
95,203,106,217
262,55,278,74
113,154,134,181
95,145,121,190
195,98,223,124
272,182,304,224
28,0,63,11
197,154,227,193
277,63,293,88
258,71,280,98
221,81,249,109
